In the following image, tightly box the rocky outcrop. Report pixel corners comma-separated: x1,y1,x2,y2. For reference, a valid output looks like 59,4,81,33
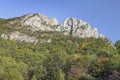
62,18,105,38
1,31,38,43
20,14,105,38
21,14,59,31
0,13,106,43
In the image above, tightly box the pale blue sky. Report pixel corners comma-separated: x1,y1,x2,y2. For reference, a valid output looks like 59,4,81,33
0,0,120,43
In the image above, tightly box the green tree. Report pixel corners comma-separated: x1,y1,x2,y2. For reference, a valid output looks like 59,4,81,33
0,56,23,80
115,40,120,53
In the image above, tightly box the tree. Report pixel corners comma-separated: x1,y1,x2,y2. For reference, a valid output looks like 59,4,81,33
115,40,120,53
0,56,24,80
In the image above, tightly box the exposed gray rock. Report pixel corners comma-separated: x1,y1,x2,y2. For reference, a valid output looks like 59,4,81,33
0,13,106,43
21,14,59,31
1,31,38,43
18,14,105,38
62,18,105,38
20,14,105,39
1,33,9,39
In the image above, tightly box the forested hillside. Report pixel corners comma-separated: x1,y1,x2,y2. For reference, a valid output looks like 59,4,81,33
0,35,120,80
0,14,120,80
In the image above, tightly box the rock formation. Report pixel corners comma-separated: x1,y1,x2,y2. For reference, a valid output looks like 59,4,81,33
62,18,104,38
0,13,105,43
1,31,38,43
21,13,59,31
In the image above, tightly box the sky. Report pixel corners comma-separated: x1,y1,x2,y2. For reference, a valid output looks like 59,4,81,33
0,0,120,43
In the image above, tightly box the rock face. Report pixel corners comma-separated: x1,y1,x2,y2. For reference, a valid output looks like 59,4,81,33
0,13,105,43
21,14,59,31
62,18,105,38
1,31,38,43
20,14,105,38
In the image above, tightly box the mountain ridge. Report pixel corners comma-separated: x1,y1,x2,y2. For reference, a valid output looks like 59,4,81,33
0,13,120,80
0,13,105,43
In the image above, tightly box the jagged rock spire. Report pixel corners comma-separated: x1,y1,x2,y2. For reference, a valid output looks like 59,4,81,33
62,18,105,38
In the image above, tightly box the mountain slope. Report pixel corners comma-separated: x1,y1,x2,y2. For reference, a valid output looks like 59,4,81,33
0,13,105,43
0,13,119,80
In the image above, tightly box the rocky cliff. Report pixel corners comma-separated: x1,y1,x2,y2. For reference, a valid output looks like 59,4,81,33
0,13,105,43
